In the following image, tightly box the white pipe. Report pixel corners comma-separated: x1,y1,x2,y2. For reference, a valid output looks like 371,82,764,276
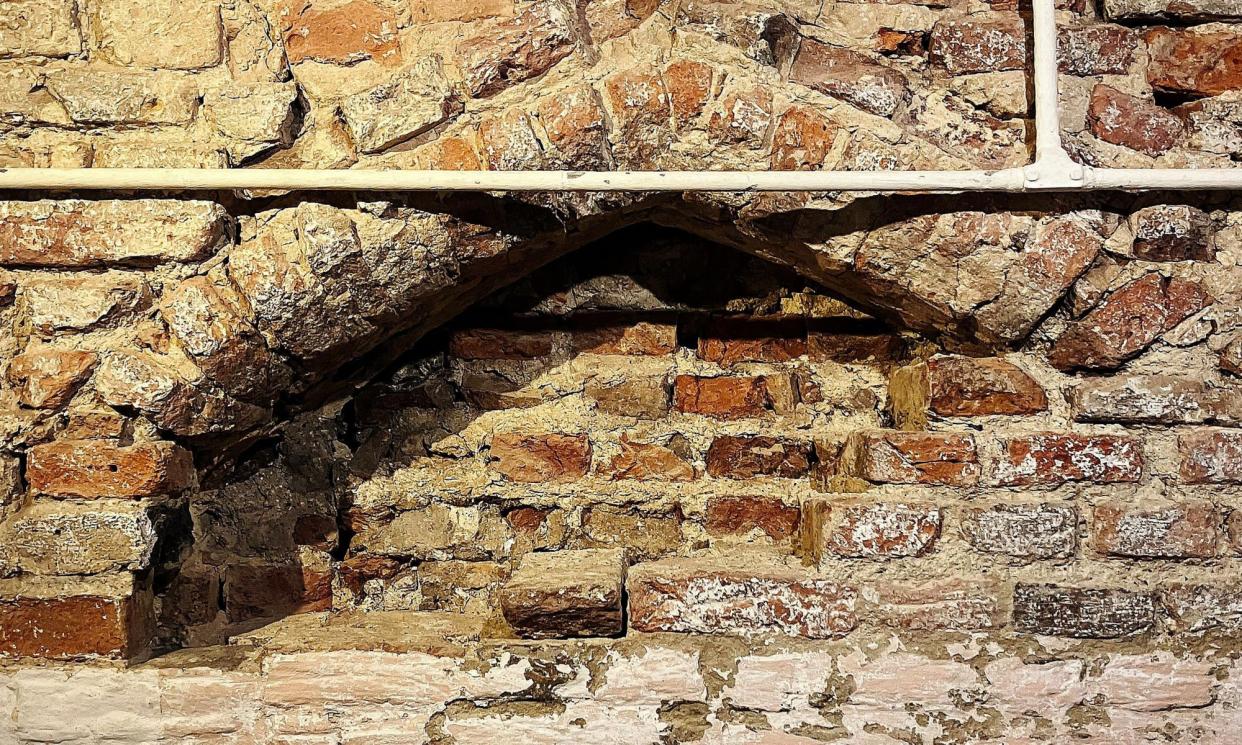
0,0,1237,194
1030,0,1066,165
0,166,1033,192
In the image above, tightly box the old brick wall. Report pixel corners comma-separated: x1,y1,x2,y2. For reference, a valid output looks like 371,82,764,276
1,0,1242,743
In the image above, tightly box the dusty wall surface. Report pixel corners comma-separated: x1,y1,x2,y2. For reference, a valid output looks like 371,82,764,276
2,0,1242,743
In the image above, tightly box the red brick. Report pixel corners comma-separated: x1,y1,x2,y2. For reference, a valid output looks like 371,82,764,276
449,328,554,360
930,15,1026,75
459,3,574,98
1087,84,1185,156
696,319,807,365
705,436,812,479
663,58,712,127
673,375,790,420
536,84,610,169
865,580,1003,631
1058,25,1136,76
279,0,400,66
1013,584,1155,638
790,39,908,117
816,501,942,559
571,321,676,356
994,433,1143,486
849,431,980,486
1129,205,1215,262
1092,502,1220,559
894,356,1047,422
705,496,800,541
27,440,194,499
628,558,857,638
1049,273,1211,371
0,594,143,659
1146,26,1242,99
1179,429,1242,484
7,347,97,409
961,503,1079,560
807,331,906,363
771,106,838,171
489,433,592,483
1106,0,1242,21
603,438,695,482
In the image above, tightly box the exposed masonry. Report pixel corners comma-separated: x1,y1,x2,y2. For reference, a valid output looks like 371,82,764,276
1,1,1242,744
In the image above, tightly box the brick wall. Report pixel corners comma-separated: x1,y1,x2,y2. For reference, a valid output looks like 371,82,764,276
0,0,1241,742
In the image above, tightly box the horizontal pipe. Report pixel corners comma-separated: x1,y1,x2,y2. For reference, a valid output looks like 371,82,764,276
0,167,1035,193
1087,168,1242,191
1,166,1240,193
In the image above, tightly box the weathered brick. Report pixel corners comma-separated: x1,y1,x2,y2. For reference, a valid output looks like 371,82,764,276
1058,25,1136,76
849,431,980,486
1162,584,1242,632
0,0,82,58
706,496,800,541
0,594,143,659
409,0,512,23
961,503,1078,560
663,58,713,127
891,356,1047,426
449,328,554,360
930,15,1026,75
21,274,150,334
1087,84,1185,157
1013,584,1155,638
6,347,97,409
27,441,194,499
459,3,575,98
0,501,156,575
1129,205,1216,262
44,68,199,126
1179,429,1242,484
1146,26,1242,98
808,500,942,559
537,84,610,169
0,200,229,267
1092,501,1220,559
279,0,400,65
92,0,223,69
586,377,670,419
807,331,906,363
340,58,462,153
709,85,772,147
864,580,1003,631
572,321,677,356
628,558,857,638
500,549,625,639
994,433,1143,486
489,433,591,483
790,39,908,117
1049,274,1211,371
602,438,695,481
602,65,672,164
696,319,807,365
578,507,682,560
1071,376,1241,426
673,375,794,419
771,105,838,171
477,109,544,170
705,436,812,479
1107,0,1242,21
